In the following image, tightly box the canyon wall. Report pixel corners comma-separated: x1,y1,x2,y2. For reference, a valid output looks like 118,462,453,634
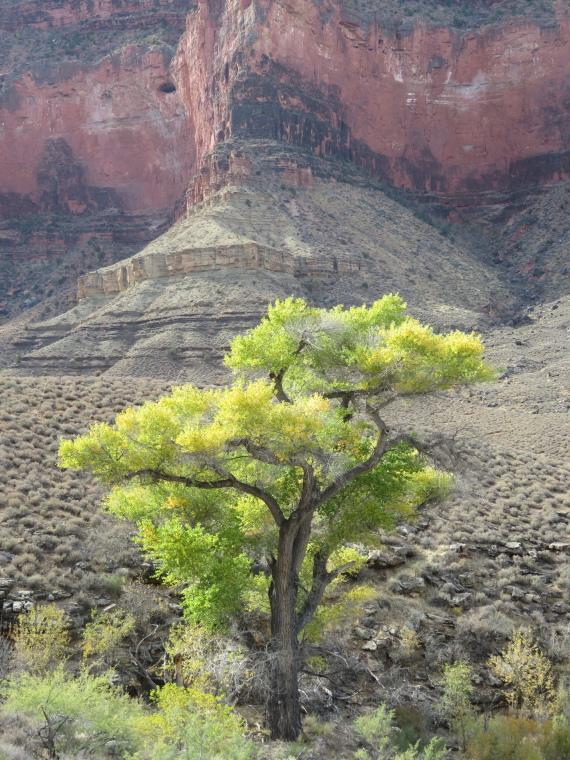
174,0,570,207
0,45,193,216
0,0,194,216
0,0,569,220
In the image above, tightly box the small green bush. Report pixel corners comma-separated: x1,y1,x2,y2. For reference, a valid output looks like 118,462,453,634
0,667,145,758
353,704,445,760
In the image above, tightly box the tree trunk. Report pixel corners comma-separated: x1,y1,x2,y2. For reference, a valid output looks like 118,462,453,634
266,615,301,741
267,525,303,741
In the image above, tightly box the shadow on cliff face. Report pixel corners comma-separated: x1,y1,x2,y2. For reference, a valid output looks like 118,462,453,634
35,139,123,216
227,61,570,205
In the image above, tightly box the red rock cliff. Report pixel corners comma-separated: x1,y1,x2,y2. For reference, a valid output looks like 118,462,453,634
1,0,569,218
0,45,193,215
174,0,570,204
0,0,194,216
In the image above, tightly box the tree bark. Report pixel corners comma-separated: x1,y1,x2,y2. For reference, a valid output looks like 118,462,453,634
266,614,302,741
264,405,388,740
267,521,303,741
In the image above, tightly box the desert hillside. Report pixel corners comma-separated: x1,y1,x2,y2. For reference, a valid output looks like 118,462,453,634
0,0,569,757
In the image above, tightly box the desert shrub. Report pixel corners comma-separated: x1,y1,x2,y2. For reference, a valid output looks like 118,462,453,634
302,714,334,738
353,704,446,760
25,575,46,591
87,521,142,571
139,684,252,760
79,571,124,598
121,581,172,627
467,715,570,760
0,666,145,759
12,605,69,675
437,660,476,749
489,629,556,718
541,717,570,760
455,606,513,662
393,707,430,752
82,608,137,666
165,623,254,704
398,627,422,658
13,552,37,569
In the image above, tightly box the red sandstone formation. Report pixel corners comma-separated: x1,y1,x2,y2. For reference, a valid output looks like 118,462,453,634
1,0,569,219
0,45,193,216
175,0,570,204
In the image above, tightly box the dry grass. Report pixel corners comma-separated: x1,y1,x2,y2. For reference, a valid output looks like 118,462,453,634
0,375,170,604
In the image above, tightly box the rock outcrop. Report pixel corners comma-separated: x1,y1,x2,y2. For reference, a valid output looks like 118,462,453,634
77,242,362,299
2,141,518,378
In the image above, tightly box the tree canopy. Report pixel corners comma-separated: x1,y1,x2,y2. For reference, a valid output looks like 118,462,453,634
59,294,493,739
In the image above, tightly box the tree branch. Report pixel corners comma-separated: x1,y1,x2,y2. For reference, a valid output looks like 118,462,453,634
295,553,355,635
315,404,389,507
270,370,292,404
383,432,429,455
296,461,316,513
124,468,285,526
324,387,429,411
268,337,307,404
236,438,307,470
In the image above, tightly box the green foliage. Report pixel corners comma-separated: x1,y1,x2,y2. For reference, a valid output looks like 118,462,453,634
82,608,137,665
353,704,446,760
138,515,252,629
13,604,69,675
354,704,393,759
59,296,491,631
541,717,570,760
468,716,540,760
392,707,430,753
0,666,145,758
226,295,493,395
437,660,476,749
489,628,556,718
139,683,252,760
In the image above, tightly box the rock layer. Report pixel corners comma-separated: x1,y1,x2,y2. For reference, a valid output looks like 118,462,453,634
2,142,518,378
77,241,362,299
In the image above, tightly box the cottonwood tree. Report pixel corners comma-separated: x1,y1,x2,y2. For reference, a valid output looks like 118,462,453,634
59,295,493,741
